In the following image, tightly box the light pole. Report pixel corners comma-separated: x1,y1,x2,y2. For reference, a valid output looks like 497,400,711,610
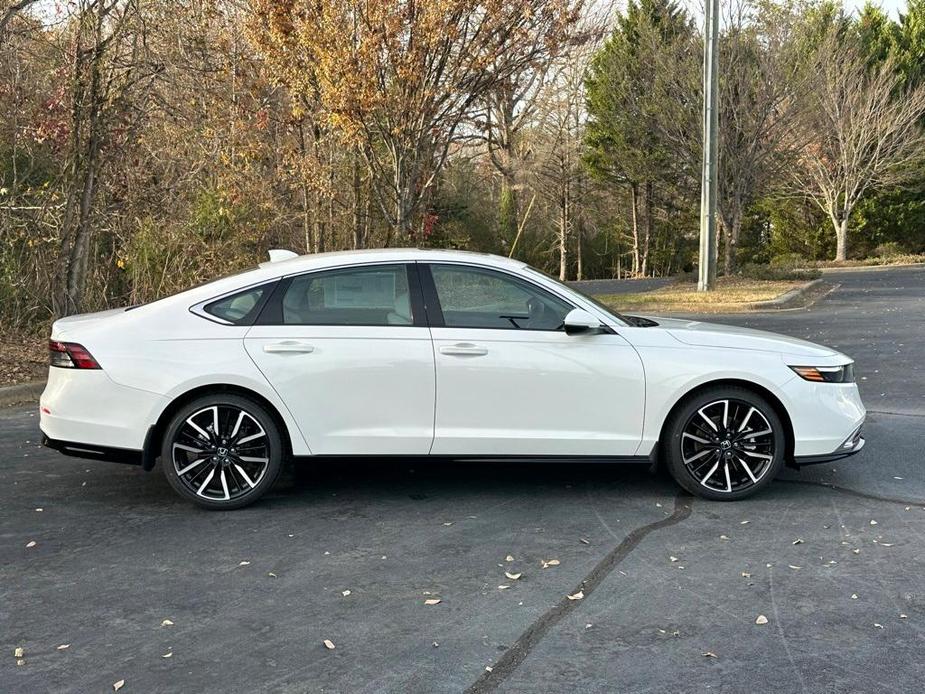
698,0,719,292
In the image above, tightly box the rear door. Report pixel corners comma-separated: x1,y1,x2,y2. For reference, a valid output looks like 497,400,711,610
244,262,435,455
422,262,646,457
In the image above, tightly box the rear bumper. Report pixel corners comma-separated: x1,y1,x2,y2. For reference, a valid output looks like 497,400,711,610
41,433,142,465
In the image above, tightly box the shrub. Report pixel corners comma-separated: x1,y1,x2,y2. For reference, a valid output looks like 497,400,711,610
769,252,808,270
873,241,904,258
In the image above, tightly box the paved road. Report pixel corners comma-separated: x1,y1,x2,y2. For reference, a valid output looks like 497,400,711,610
2,266,924,693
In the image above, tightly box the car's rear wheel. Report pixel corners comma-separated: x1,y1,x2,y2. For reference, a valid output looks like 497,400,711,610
664,386,786,500
161,394,283,510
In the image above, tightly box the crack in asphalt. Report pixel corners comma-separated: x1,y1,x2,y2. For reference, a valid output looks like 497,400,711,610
778,478,925,507
463,491,694,694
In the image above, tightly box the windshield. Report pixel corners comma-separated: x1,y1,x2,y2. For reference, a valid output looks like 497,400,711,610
522,267,630,325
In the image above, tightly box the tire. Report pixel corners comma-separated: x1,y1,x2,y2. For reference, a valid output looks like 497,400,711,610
161,394,284,510
663,385,786,501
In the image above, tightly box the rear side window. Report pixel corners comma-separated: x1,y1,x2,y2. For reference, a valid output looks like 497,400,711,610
278,264,414,326
203,286,267,325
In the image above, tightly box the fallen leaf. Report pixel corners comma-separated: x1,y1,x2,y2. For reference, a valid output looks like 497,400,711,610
26,540,36,548
162,652,172,659
113,680,125,692
238,561,250,566
579,538,590,545
741,571,751,578
433,641,439,648
720,535,730,541
268,572,277,578
702,651,718,658
498,585,510,590
880,543,894,547
424,598,442,606
504,572,521,581
740,520,750,525
851,594,858,600
541,559,560,568
35,508,43,512
792,539,804,545
505,555,514,562
323,639,335,650
670,556,679,562
56,644,70,650
788,565,802,570
853,549,861,555
900,614,908,619
870,520,878,526
16,659,25,666
341,590,351,597
874,623,884,629
485,666,493,673
13,647,24,658
161,619,174,627
442,522,453,526
585,623,593,629
755,615,769,625
567,591,584,601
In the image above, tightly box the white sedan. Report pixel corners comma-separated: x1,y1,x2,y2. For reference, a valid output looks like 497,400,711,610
40,249,866,509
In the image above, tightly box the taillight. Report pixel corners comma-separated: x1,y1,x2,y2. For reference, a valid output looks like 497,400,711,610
49,340,101,369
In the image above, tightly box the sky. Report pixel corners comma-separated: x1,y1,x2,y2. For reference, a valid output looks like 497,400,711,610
844,0,907,17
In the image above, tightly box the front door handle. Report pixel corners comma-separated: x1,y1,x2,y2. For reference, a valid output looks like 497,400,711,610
263,341,315,354
439,343,488,357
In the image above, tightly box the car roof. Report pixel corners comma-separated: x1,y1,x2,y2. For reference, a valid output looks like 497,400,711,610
257,248,527,274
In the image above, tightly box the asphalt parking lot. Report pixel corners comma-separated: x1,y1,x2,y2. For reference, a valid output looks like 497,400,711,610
2,265,924,693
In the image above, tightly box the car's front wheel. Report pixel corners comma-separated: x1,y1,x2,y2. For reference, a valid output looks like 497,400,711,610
664,386,786,500
161,394,284,509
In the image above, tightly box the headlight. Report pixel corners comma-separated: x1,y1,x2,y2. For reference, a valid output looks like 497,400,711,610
790,363,855,383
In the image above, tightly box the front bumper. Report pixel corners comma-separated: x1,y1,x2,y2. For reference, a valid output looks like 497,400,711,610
793,426,865,465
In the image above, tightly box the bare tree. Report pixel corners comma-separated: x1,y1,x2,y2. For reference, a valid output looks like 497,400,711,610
792,28,925,261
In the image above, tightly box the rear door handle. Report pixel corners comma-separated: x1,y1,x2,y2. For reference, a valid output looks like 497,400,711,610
439,343,488,357
263,340,315,354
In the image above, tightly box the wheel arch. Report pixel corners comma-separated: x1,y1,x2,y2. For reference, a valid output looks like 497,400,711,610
142,384,295,471
657,378,796,468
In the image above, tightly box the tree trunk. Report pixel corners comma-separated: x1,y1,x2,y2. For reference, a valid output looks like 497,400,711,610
629,182,640,276
835,218,848,261
499,174,519,247
351,154,365,249
640,180,653,278
558,186,569,281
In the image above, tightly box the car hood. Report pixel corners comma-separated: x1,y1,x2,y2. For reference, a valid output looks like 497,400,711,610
650,316,840,359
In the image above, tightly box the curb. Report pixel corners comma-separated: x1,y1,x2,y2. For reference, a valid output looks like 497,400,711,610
816,261,925,274
745,278,826,311
0,380,44,407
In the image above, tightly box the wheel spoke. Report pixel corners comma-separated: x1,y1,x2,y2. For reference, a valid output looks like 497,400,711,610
737,455,759,483
220,469,230,500
698,407,718,431
739,428,771,440
238,455,268,463
700,459,720,484
683,447,715,465
234,463,257,488
196,467,216,496
722,400,729,429
176,456,210,476
724,462,732,492
236,431,266,445
186,417,211,442
229,410,246,440
682,432,712,444
737,407,756,433
174,443,205,454
740,449,772,460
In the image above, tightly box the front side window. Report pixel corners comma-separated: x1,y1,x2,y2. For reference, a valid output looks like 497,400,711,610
203,285,267,324
429,264,572,331
280,264,414,326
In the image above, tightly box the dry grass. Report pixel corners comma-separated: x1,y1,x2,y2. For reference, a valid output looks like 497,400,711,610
0,334,47,387
598,277,804,314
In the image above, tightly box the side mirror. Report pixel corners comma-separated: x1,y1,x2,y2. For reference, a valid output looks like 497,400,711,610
563,308,604,335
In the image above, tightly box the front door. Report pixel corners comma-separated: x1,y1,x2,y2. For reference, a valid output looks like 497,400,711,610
245,263,435,455
423,263,646,457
